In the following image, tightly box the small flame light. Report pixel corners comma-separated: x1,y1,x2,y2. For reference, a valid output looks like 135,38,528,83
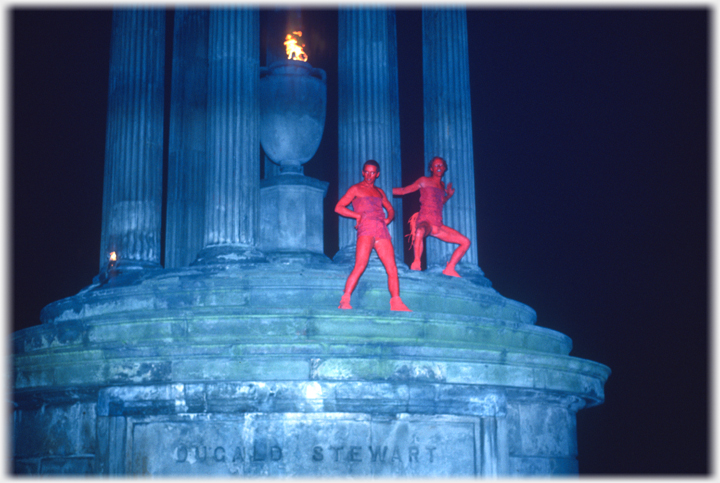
284,31,308,62
108,251,117,271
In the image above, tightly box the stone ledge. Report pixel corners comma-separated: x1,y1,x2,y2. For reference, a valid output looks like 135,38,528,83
16,308,570,357
14,347,609,406
39,263,535,324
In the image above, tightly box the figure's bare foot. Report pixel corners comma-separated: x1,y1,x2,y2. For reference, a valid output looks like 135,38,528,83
410,260,422,271
390,296,412,312
338,293,353,309
442,267,461,278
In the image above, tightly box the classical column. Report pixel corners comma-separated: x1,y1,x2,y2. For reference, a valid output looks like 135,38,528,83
99,9,165,272
165,8,208,268
387,11,403,259
337,7,404,263
195,7,264,264
422,7,481,273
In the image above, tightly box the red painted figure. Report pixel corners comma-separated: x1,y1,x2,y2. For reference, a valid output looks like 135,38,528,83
335,160,411,311
393,156,471,277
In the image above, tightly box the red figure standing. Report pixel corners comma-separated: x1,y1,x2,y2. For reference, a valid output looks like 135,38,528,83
336,160,411,311
393,156,471,277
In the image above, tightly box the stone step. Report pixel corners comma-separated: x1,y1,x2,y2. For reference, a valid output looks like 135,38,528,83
18,307,568,357
39,263,537,325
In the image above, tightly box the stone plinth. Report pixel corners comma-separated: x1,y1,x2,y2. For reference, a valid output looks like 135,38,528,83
13,263,609,476
259,174,329,261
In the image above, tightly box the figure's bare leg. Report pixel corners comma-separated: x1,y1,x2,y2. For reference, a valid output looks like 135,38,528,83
374,239,400,297
411,224,430,271
375,240,411,311
339,236,374,309
433,226,471,277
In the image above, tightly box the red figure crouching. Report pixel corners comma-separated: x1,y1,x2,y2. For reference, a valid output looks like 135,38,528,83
392,156,471,278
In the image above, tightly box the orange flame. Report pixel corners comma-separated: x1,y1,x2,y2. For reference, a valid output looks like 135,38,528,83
284,31,308,62
109,251,117,262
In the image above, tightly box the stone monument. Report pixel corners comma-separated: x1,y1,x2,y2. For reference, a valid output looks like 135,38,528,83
259,57,329,263
12,6,610,476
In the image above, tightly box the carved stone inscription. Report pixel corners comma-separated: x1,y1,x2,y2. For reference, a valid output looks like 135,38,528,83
130,414,478,476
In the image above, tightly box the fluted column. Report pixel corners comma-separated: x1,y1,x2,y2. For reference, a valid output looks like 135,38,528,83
387,11,403,259
166,8,208,268
337,7,404,263
422,8,480,271
99,9,165,272
196,7,264,264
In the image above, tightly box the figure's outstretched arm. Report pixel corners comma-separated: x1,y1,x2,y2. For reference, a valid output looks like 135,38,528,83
443,182,455,204
379,188,395,225
335,187,360,221
392,177,424,197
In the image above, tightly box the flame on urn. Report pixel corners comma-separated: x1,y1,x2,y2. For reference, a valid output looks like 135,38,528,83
284,31,308,62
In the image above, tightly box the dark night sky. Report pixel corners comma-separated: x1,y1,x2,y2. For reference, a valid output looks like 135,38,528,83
10,6,709,475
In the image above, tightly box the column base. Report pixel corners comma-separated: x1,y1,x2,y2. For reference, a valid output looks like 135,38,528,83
93,259,163,287
264,251,331,266
192,245,267,266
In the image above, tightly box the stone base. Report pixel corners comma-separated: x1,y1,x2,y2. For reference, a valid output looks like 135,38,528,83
13,261,609,476
260,174,329,255
13,382,584,477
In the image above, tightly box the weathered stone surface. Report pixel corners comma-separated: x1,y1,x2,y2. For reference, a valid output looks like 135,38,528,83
13,260,610,476
201,8,261,257
126,413,480,476
259,174,329,255
165,9,209,269
38,263,534,325
13,402,97,457
99,9,165,270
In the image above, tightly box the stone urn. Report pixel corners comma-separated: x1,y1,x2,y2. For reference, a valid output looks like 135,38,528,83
260,60,327,173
